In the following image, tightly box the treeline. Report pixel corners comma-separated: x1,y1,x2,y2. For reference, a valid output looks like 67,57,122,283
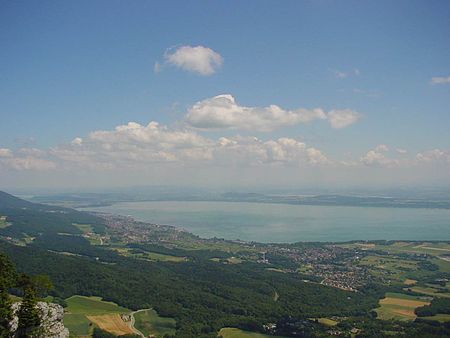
415,298,450,317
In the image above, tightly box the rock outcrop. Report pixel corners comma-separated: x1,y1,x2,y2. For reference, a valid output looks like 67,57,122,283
10,301,69,338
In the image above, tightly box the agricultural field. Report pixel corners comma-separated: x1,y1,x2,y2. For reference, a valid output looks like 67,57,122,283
73,223,94,234
315,318,338,326
86,314,134,336
340,241,450,256
421,314,450,323
113,247,187,262
63,296,131,337
133,309,176,337
357,255,420,284
218,328,278,338
407,286,450,299
374,292,431,321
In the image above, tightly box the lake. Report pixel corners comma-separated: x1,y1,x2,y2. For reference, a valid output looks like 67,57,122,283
84,201,450,243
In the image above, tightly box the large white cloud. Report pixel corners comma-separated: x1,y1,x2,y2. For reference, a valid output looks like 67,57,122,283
164,45,223,76
186,94,360,131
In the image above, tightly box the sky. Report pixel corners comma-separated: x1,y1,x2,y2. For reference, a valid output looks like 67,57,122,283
0,0,449,191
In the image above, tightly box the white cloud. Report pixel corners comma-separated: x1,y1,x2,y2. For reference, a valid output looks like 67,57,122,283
396,148,407,154
360,145,398,167
333,68,360,79
430,76,450,85
416,149,450,163
164,45,223,76
71,137,83,146
374,144,389,152
153,62,162,73
327,109,361,129
186,94,360,131
0,148,12,158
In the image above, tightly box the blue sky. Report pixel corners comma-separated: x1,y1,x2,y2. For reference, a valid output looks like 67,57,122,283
0,1,449,189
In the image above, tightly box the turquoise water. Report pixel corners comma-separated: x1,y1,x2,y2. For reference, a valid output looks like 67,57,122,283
85,201,450,243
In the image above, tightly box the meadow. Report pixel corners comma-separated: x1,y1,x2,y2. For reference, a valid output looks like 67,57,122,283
133,309,176,337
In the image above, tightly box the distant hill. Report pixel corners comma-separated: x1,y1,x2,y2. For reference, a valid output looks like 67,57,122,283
0,190,36,210
0,191,105,239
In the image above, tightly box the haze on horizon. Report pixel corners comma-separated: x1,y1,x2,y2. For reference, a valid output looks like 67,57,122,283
1,1,450,191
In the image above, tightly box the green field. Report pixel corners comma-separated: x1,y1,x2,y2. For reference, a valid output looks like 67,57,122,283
133,309,176,337
408,286,450,299
114,247,187,262
218,328,277,338
64,296,130,337
316,318,338,326
73,223,94,234
421,314,450,323
374,292,430,321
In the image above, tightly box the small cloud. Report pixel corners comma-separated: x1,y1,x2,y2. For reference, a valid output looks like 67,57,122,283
396,148,407,154
71,137,83,146
430,76,450,85
375,144,389,152
0,148,12,158
327,109,361,129
332,68,360,79
153,62,162,73
164,45,223,76
352,88,380,98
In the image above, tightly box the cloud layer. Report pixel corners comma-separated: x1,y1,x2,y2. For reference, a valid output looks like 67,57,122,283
186,94,361,131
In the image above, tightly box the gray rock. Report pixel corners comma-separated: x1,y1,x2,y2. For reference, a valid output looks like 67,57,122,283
10,301,69,338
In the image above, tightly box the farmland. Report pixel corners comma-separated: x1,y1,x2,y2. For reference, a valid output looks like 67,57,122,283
86,314,134,336
218,328,276,338
374,292,431,321
63,296,131,337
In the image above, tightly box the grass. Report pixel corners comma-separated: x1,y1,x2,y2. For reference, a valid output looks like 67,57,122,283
65,296,130,315
408,286,450,298
133,309,176,338
64,296,131,337
421,314,450,323
113,247,187,262
73,223,94,234
339,241,450,257
64,313,92,336
374,292,430,321
313,318,338,326
218,328,278,338
0,216,10,229
403,279,417,286
87,314,134,336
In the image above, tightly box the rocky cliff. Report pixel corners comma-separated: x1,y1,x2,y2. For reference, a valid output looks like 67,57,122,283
10,301,69,338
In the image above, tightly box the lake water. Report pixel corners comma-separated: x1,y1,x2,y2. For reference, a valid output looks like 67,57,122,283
84,201,450,243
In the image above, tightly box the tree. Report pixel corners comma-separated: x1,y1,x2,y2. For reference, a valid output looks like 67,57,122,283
16,276,41,338
0,253,17,337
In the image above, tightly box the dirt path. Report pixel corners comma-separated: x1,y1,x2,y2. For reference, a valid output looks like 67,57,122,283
129,309,150,338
